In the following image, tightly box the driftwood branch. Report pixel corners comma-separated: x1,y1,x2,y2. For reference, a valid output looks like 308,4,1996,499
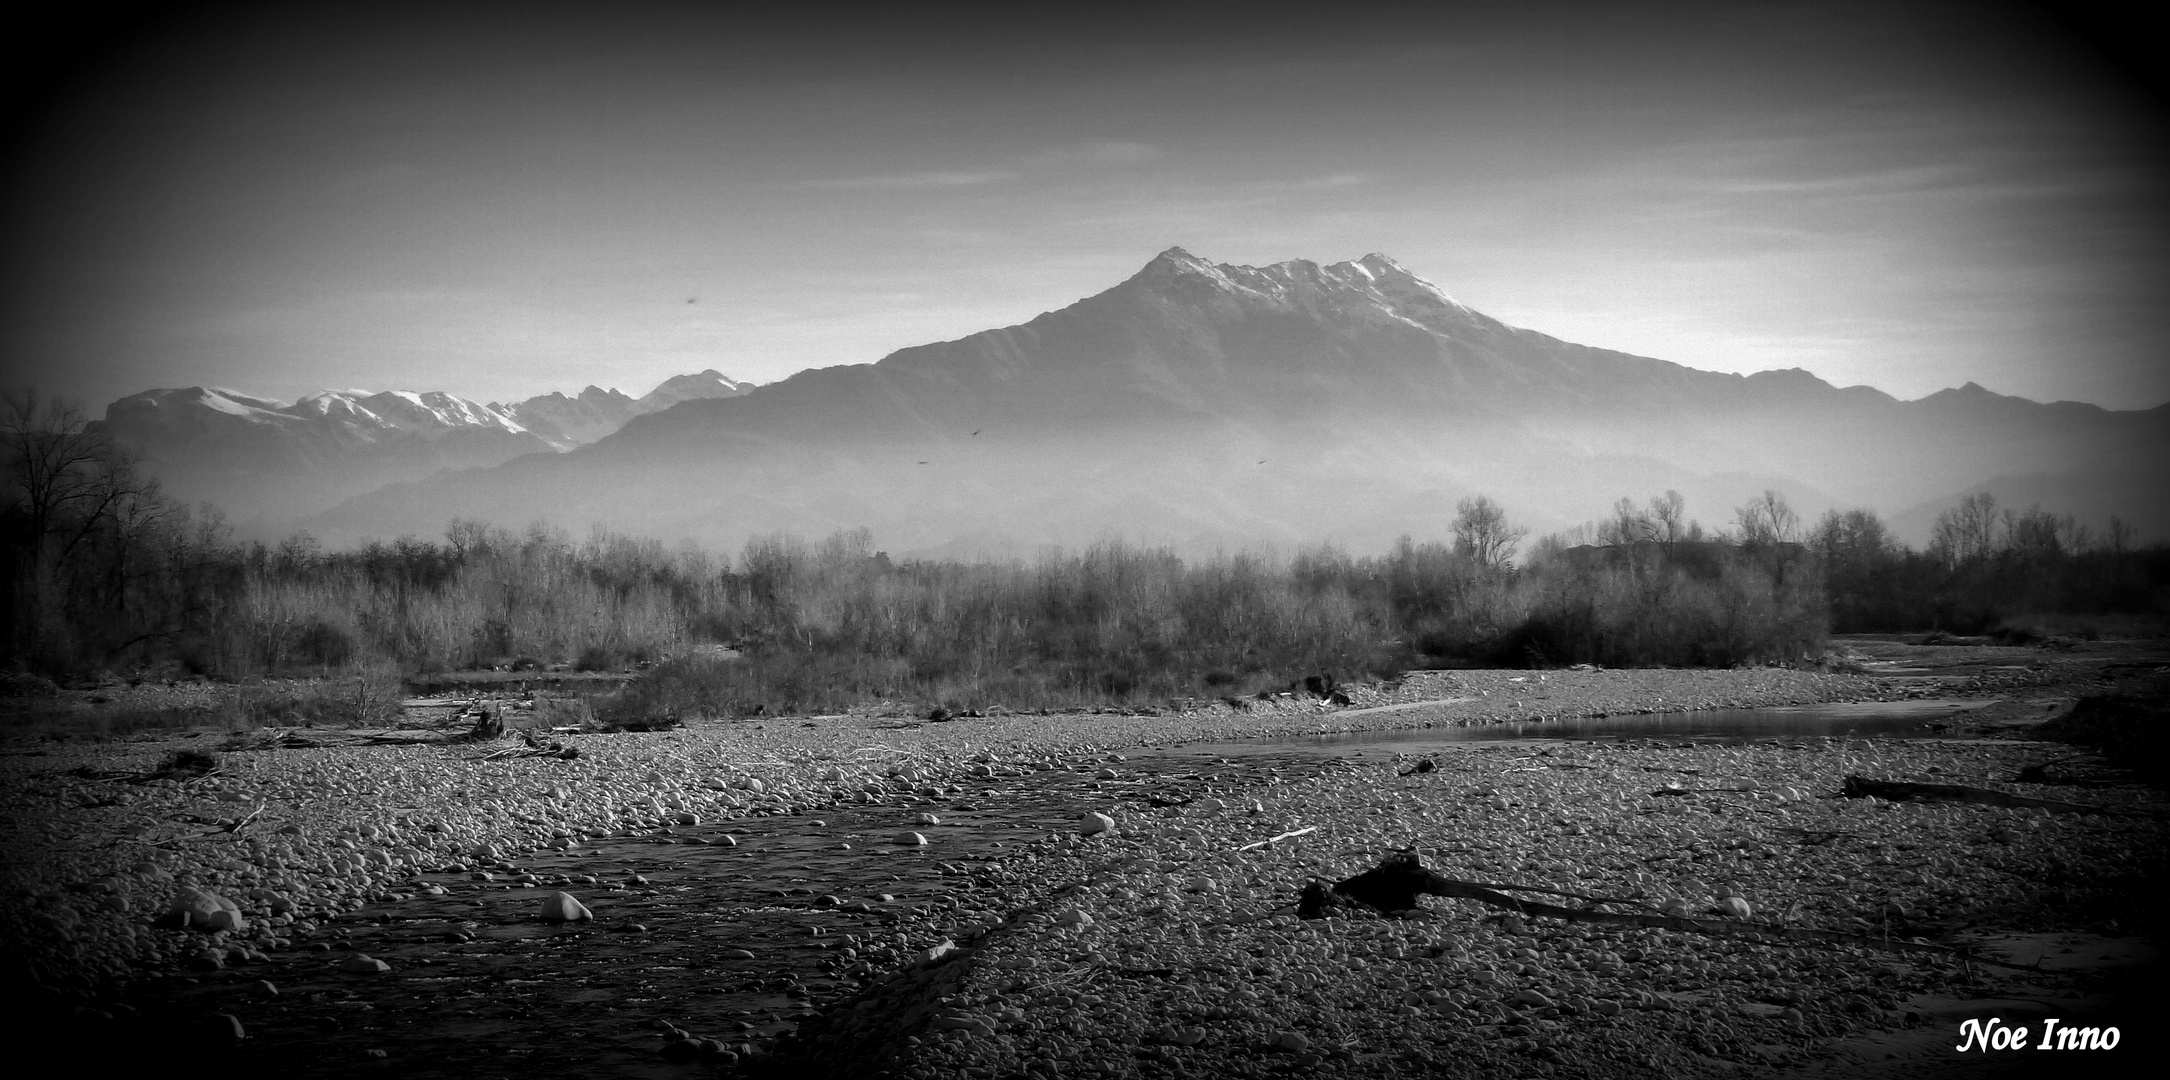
1841,774,2136,816
1236,826,1316,852
1297,851,2035,970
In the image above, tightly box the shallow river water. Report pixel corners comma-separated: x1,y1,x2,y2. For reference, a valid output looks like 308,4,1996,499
1159,699,1992,761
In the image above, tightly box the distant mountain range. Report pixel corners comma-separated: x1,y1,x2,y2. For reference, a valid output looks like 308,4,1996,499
104,249,2168,553
95,370,754,524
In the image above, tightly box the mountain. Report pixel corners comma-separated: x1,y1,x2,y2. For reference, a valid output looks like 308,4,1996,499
99,371,756,528
494,386,642,448
300,247,2167,555
636,369,758,411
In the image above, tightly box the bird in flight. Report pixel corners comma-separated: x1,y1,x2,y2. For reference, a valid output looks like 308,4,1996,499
685,297,697,304
971,430,980,436
918,460,928,465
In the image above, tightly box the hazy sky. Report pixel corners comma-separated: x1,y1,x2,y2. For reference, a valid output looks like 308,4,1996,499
5,1,2165,411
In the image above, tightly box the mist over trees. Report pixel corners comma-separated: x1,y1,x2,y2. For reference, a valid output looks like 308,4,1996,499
5,394,2166,714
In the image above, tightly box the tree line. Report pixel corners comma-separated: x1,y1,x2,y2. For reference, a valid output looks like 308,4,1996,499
4,392,2163,713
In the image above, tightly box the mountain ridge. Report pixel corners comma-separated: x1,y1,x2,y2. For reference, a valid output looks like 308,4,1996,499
96,370,757,526
300,249,2167,555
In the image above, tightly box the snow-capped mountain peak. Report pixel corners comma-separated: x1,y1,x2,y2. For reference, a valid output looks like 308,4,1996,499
97,368,763,522
1113,248,1486,336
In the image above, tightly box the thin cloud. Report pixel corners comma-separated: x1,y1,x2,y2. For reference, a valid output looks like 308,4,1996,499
806,171,1016,189
1031,140,1165,167
1290,173,1370,189
1705,163,1970,198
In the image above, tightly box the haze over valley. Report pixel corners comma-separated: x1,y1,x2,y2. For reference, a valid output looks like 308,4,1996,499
94,248,2170,556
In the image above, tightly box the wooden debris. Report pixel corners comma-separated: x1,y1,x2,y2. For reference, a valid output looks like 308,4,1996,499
1236,826,1317,852
1296,850,2036,969
1841,774,2134,815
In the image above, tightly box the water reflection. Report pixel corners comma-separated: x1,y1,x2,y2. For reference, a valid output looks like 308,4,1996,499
1166,699,1989,758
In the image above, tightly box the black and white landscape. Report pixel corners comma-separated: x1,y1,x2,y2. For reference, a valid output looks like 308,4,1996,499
4,5,2166,1080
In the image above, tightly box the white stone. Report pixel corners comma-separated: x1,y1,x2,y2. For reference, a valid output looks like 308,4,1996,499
894,832,929,846
169,886,242,930
538,891,593,922
1079,812,1115,836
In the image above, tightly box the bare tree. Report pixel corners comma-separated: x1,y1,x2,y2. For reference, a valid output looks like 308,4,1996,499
1601,497,1652,546
1649,490,1686,547
3,388,172,667
1453,495,1526,569
1814,507,1891,559
2106,516,2138,554
1929,492,1998,566
2002,506,2066,560
2,390,152,552
1734,490,1800,546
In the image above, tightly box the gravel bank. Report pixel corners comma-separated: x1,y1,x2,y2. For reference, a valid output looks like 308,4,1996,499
2,667,1878,992
824,737,2162,1079
1,661,2158,1078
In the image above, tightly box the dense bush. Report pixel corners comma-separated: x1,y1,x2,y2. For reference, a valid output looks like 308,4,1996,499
1816,499,2170,634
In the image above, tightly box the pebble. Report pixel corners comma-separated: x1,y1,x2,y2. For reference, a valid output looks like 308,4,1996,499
168,886,245,931
538,892,593,922
338,955,391,974
894,832,929,846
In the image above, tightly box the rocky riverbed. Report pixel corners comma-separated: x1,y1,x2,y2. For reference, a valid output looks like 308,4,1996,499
2,644,2164,1078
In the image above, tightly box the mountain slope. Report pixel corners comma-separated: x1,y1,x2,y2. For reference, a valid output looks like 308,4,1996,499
304,248,2170,554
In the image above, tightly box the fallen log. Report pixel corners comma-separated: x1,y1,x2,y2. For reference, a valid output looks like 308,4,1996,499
2011,759,2125,788
1297,850,2035,969
1841,774,2133,815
